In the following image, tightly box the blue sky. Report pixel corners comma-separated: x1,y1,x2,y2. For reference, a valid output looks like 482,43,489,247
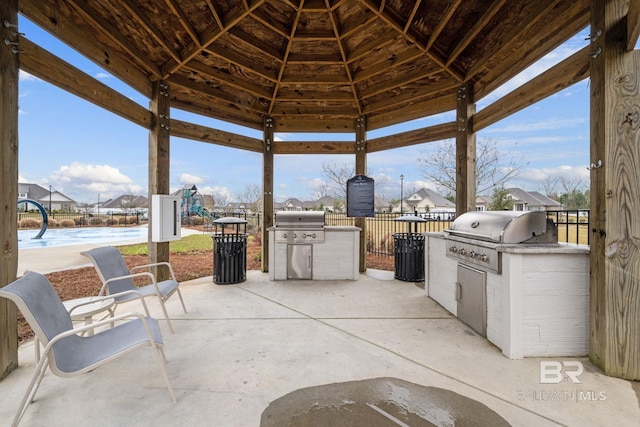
17,16,598,204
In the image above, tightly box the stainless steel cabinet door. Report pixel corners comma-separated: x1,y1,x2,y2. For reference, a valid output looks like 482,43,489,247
287,244,312,279
456,264,487,336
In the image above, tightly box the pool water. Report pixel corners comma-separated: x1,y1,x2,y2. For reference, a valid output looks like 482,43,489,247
18,226,149,249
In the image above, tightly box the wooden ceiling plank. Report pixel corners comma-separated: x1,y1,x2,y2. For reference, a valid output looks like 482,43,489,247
168,74,266,115
628,0,640,51
229,27,286,61
205,44,279,82
164,0,202,46
203,0,225,30
358,63,442,99
66,0,162,78
351,47,423,83
345,31,398,64
251,9,291,39
276,90,354,101
425,0,462,51
326,0,362,114
403,0,422,34
268,0,305,115
170,119,263,152
366,92,457,131
165,0,265,78
122,1,182,63
465,0,563,79
357,0,463,82
446,0,508,67
19,0,153,98
171,99,263,130
20,37,152,129
363,80,460,115
474,45,590,131
367,121,457,152
185,60,273,99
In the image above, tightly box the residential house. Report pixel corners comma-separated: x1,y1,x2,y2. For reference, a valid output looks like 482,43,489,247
475,188,562,211
393,188,455,214
18,183,76,211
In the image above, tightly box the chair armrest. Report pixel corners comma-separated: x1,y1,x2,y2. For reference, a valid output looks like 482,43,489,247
131,262,177,281
66,289,149,316
104,272,165,298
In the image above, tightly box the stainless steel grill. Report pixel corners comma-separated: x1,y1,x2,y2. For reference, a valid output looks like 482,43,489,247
274,211,325,243
443,211,557,273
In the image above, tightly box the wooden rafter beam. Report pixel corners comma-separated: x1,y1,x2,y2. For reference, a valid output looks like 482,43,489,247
20,37,153,129
425,0,461,51
474,46,590,131
326,0,362,114
122,1,182,63
403,0,422,34
628,0,640,51
66,0,162,78
273,141,356,154
351,47,423,83
446,0,507,67
19,0,153,98
357,0,464,82
205,44,279,82
363,79,459,115
163,0,265,78
465,0,562,79
358,62,442,99
268,1,304,114
184,60,273,99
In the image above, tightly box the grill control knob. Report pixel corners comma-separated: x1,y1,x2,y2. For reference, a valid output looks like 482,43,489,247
480,254,488,262
459,248,466,256
282,233,287,238
470,251,477,258
449,246,457,253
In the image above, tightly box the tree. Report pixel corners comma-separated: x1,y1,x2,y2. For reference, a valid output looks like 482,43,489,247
233,183,261,211
488,187,514,210
320,161,388,202
417,137,527,195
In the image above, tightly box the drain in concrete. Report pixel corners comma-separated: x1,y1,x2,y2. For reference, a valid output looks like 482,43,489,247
261,377,511,426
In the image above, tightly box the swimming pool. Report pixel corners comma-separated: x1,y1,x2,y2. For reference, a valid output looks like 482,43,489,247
18,226,149,249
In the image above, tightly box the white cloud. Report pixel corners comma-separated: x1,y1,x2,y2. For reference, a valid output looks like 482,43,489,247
178,173,205,185
50,162,142,201
95,72,111,80
19,70,39,82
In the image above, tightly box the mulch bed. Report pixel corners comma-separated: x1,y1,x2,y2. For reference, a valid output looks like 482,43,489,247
15,241,394,344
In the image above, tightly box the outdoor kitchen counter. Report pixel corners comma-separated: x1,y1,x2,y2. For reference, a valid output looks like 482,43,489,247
425,232,590,359
268,226,360,281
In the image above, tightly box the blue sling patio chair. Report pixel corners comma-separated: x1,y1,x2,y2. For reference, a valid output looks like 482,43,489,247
82,246,187,334
0,271,176,427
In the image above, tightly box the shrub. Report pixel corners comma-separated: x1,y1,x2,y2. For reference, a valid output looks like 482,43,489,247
106,217,120,226
125,215,139,225
59,219,75,227
75,216,88,226
89,217,104,226
48,219,59,228
19,218,41,229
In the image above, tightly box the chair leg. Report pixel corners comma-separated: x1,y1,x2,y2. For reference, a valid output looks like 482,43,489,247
12,355,50,427
176,288,187,313
151,347,176,403
157,295,175,334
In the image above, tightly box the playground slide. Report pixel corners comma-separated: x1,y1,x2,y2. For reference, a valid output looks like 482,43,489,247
18,199,48,239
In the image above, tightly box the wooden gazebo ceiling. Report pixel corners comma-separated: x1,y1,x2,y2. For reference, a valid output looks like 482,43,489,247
21,0,589,133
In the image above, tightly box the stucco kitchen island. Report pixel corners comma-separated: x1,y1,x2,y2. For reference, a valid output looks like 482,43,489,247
425,232,590,359
268,225,360,281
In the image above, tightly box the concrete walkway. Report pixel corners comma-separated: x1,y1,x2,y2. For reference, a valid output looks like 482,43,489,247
2,246,640,426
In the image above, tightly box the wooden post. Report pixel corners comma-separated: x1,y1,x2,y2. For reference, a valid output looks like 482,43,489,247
148,80,171,279
455,84,476,216
355,116,367,273
589,0,640,380
261,117,274,272
0,0,19,380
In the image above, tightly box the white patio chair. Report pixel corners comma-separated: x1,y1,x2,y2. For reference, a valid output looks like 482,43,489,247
81,246,187,333
0,271,176,427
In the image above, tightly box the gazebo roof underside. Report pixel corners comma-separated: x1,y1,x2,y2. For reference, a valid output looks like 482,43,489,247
21,0,589,134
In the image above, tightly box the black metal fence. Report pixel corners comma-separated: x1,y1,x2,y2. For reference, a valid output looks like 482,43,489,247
18,211,145,227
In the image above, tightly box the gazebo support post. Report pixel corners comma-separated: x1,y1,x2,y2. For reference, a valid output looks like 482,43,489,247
0,0,19,380
589,0,640,380
148,80,171,280
455,83,476,217
262,117,274,272
355,116,367,273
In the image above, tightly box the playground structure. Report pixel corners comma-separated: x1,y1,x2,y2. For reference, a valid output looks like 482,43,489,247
189,203,217,221
17,199,48,239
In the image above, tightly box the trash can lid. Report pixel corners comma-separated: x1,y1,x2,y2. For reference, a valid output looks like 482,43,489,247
213,216,248,224
394,215,427,222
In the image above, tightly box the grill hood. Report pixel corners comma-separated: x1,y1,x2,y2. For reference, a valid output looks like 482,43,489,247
275,211,325,229
444,211,557,244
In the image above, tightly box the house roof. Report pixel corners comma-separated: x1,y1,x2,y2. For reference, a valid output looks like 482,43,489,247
507,187,562,207
409,188,454,208
22,0,589,134
18,183,76,204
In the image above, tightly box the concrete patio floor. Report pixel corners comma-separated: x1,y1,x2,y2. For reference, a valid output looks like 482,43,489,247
1,268,640,426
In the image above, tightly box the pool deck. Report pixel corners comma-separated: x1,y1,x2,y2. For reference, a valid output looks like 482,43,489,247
3,241,640,426
17,227,201,275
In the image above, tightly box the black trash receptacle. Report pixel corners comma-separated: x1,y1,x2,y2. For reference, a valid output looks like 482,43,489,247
212,217,247,284
393,215,427,282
